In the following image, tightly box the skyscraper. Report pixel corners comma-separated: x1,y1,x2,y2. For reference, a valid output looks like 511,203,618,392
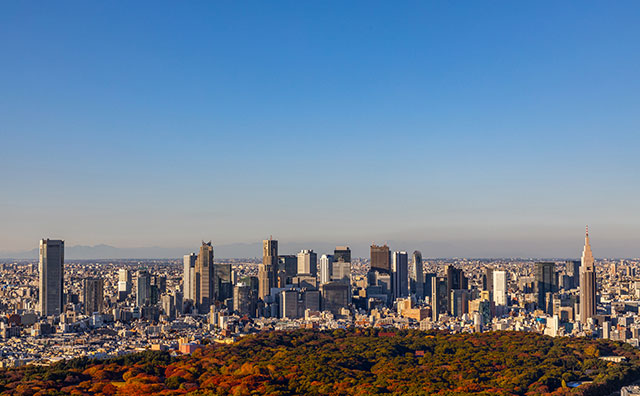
83,278,104,315
332,246,351,284
483,267,494,293
334,246,351,263
493,270,507,306
297,249,317,276
136,270,151,307
580,227,597,324
214,262,232,302
195,241,214,313
233,283,256,317
183,253,197,301
319,254,334,284
320,282,350,315
431,276,448,321
370,244,391,274
331,259,351,284
39,239,64,316
450,289,469,317
566,260,581,289
118,269,132,301
278,254,297,287
391,251,409,299
534,262,556,313
410,250,424,299
258,238,278,299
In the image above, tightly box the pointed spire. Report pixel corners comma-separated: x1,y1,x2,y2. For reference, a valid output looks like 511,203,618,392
582,226,594,269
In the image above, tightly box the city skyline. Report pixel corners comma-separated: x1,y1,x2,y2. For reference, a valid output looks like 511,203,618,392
2,2,640,254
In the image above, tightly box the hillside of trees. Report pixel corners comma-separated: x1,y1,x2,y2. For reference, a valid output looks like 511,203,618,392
1,329,639,395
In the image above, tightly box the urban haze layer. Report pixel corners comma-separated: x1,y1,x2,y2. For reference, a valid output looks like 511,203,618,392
0,228,635,378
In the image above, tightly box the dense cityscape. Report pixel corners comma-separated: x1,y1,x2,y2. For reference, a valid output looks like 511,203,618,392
3,2,640,394
3,228,640,392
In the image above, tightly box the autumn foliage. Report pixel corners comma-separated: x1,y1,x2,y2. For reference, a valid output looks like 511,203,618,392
1,329,639,395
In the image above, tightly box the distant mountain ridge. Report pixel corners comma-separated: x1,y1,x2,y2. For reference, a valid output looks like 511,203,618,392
0,243,261,260
2,238,635,260
0,241,358,260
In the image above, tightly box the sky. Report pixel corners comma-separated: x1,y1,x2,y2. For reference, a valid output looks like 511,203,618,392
1,2,640,258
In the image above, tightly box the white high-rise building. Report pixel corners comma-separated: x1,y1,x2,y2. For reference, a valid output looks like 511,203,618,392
297,250,317,277
117,269,131,300
183,253,197,301
39,239,64,316
493,270,507,306
319,254,333,284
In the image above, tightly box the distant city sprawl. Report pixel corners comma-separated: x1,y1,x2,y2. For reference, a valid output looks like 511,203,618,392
0,229,634,369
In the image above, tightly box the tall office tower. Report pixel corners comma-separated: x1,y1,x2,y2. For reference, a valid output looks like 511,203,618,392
118,268,132,286
320,282,350,315
173,290,183,315
258,238,278,299
136,270,151,307
213,262,232,302
233,283,256,317
580,227,597,324
332,259,351,284
279,289,300,319
195,241,214,313
332,246,351,284
257,267,270,300
278,254,297,287
493,270,507,306
445,265,467,312
319,254,334,284
391,251,409,299
38,239,64,316
534,261,556,313
410,251,424,299
183,253,197,301
482,267,494,293
161,293,176,320
431,276,448,321
370,244,391,274
450,289,469,317
424,272,435,301
334,246,351,263
83,278,104,315
565,260,581,289
297,249,318,277
117,269,132,301
152,275,167,294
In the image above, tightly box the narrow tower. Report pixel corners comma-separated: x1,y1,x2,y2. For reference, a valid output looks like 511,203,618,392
580,226,597,324
39,239,64,316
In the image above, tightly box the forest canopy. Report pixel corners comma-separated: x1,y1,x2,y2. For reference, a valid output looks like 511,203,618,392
1,329,639,396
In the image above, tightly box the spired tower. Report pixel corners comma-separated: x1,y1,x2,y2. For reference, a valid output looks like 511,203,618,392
580,226,597,324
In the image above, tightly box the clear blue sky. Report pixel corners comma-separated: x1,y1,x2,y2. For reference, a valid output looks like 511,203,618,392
1,2,639,257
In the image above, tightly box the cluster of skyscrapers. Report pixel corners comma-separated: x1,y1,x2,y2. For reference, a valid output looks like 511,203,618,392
34,229,598,329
